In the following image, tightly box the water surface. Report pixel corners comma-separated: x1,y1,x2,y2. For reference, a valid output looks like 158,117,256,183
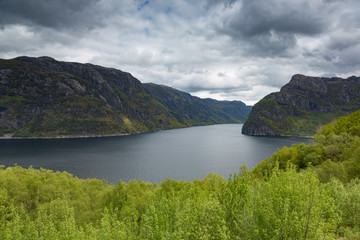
0,124,310,183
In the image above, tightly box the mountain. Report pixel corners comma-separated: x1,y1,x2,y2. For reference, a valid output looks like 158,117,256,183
143,83,251,125
203,98,252,123
0,56,251,137
242,74,360,136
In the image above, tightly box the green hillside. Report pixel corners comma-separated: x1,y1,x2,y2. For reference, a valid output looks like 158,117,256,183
253,109,360,182
1,110,360,239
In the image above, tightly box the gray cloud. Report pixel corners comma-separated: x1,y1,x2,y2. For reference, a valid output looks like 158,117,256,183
0,0,359,105
0,0,106,30
209,0,343,57
205,0,237,8
223,1,327,37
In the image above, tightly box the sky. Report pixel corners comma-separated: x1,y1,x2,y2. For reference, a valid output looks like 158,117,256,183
1,0,360,105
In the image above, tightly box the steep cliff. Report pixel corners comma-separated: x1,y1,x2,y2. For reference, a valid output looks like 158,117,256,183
242,74,360,136
0,56,250,137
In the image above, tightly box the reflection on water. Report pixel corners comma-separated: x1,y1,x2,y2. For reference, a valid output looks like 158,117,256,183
0,124,310,184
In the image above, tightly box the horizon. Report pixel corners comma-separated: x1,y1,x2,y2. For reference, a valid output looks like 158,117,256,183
1,0,360,105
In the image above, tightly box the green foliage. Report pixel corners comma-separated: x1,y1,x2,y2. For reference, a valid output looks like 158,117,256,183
247,166,338,239
2,111,360,239
253,109,360,183
286,112,337,136
219,168,251,239
0,164,359,239
336,179,360,235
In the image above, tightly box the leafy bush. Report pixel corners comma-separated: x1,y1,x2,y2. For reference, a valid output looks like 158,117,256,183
0,164,359,239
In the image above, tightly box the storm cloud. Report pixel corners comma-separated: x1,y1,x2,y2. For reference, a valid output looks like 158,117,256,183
0,0,106,30
0,0,359,105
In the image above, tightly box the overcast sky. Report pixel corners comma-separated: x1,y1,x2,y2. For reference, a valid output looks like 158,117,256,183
1,0,359,105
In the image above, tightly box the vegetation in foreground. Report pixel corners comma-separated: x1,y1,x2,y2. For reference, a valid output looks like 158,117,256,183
253,109,360,182
1,110,360,239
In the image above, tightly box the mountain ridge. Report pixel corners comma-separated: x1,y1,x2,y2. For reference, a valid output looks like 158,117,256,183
242,74,360,136
0,56,251,137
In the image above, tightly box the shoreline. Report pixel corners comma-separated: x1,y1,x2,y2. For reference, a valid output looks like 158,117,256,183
0,131,314,140
0,123,245,140
0,132,133,140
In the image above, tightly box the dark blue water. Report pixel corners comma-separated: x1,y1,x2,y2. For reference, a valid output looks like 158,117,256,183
0,124,310,184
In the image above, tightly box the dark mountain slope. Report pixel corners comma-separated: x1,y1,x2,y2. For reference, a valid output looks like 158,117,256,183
242,74,360,136
143,83,251,125
204,98,252,122
0,56,250,137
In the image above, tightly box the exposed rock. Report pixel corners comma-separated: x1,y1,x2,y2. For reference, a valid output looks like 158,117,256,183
242,74,360,136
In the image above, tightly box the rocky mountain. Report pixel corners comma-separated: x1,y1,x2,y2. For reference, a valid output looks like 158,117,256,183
242,74,360,136
0,56,251,137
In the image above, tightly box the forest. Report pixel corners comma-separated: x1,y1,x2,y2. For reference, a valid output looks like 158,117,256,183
1,110,360,239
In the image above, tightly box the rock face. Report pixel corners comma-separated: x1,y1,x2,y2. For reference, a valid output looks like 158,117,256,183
0,56,251,137
242,74,360,136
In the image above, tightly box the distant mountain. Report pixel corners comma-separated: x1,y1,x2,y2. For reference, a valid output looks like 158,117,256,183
143,83,251,125
242,74,360,136
0,56,251,137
